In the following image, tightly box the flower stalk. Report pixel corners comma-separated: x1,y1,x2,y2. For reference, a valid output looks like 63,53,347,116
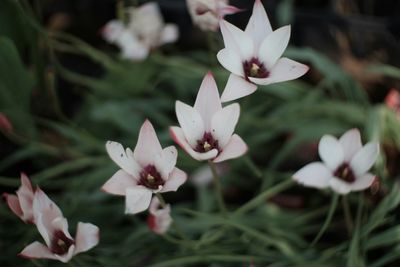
209,160,228,216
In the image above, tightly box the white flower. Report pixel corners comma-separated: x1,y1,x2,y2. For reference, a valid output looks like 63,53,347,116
147,197,172,234
293,129,380,194
217,0,309,102
102,120,187,214
186,0,241,31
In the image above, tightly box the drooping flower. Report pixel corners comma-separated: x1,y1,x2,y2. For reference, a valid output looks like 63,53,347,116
3,173,35,223
186,0,242,31
102,120,187,214
19,189,99,263
102,2,179,61
170,72,248,162
147,196,172,234
385,89,400,115
217,0,309,102
0,112,13,133
293,129,379,195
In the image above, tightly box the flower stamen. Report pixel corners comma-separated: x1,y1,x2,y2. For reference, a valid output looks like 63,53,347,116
139,165,165,190
243,57,270,81
196,132,219,153
334,163,356,183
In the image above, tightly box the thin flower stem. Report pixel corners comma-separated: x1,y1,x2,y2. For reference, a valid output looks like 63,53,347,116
208,160,228,216
341,195,354,235
310,193,339,246
31,260,45,267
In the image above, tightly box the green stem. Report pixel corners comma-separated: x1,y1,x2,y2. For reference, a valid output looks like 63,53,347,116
235,179,295,215
311,193,339,246
341,195,354,235
208,160,228,216
31,259,45,267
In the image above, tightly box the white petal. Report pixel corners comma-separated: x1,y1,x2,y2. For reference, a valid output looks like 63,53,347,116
339,128,362,162
217,48,244,77
194,72,222,130
175,101,205,147
125,186,152,214
102,20,124,43
19,242,57,260
161,167,187,192
160,24,179,45
74,222,100,255
118,31,149,61
248,57,309,85
350,142,379,176
154,146,178,179
351,173,375,191
133,120,163,166
245,0,273,50
102,170,137,196
105,141,141,177
213,134,248,163
292,162,331,189
259,25,291,69
221,74,258,103
211,103,240,147
51,217,72,240
219,20,254,60
169,126,218,161
329,177,351,195
318,135,344,171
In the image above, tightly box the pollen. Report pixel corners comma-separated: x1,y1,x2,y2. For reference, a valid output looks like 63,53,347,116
203,142,211,151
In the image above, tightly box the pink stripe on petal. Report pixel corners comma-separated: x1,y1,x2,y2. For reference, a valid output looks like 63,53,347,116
3,193,23,218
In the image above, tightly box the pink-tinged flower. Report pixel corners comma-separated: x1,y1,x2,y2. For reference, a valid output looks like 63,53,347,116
102,120,187,214
170,72,248,162
19,189,99,263
186,0,242,31
385,89,400,114
146,196,172,234
293,129,379,195
217,0,309,102
102,2,179,61
3,173,35,223
0,112,13,133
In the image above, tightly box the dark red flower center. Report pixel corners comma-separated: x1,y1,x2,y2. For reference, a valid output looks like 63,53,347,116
50,230,75,255
138,165,165,190
243,57,270,81
195,132,220,153
334,163,356,183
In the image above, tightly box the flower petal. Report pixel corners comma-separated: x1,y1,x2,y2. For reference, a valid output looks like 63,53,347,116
217,48,244,77
3,193,23,218
194,72,222,130
154,146,178,179
351,173,375,191
213,134,248,163
133,120,163,166
125,186,152,214
318,135,344,171
245,0,273,50
248,58,309,85
102,20,124,43
339,128,362,162
19,241,57,260
211,103,240,148
118,31,149,60
259,25,291,69
292,162,331,189
160,24,179,45
102,170,137,196
329,177,351,195
350,142,379,176
16,174,34,222
105,141,141,177
170,126,218,161
161,167,187,192
175,101,205,147
219,20,254,60
74,222,100,255
221,74,258,103
147,197,172,234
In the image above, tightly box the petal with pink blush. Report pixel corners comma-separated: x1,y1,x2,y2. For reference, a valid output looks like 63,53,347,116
221,74,258,103
102,170,137,196
350,142,379,177
318,135,344,171
258,25,291,69
34,213,52,246
106,141,141,177
125,186,152,214
20,173,33,192
161,167,187,192
211,103,240,148
292,162,331,189
329,177,351,195
133,120,163,166
245,0,273,49
160,24,179,45
170,127,218,161
175,101,205,147
219,20,254,60
217,48,244,77
74,222,100,255
3,193,23,218
213,134,248,163
339,128,362,162
194,72,222,130
19,241,57,260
